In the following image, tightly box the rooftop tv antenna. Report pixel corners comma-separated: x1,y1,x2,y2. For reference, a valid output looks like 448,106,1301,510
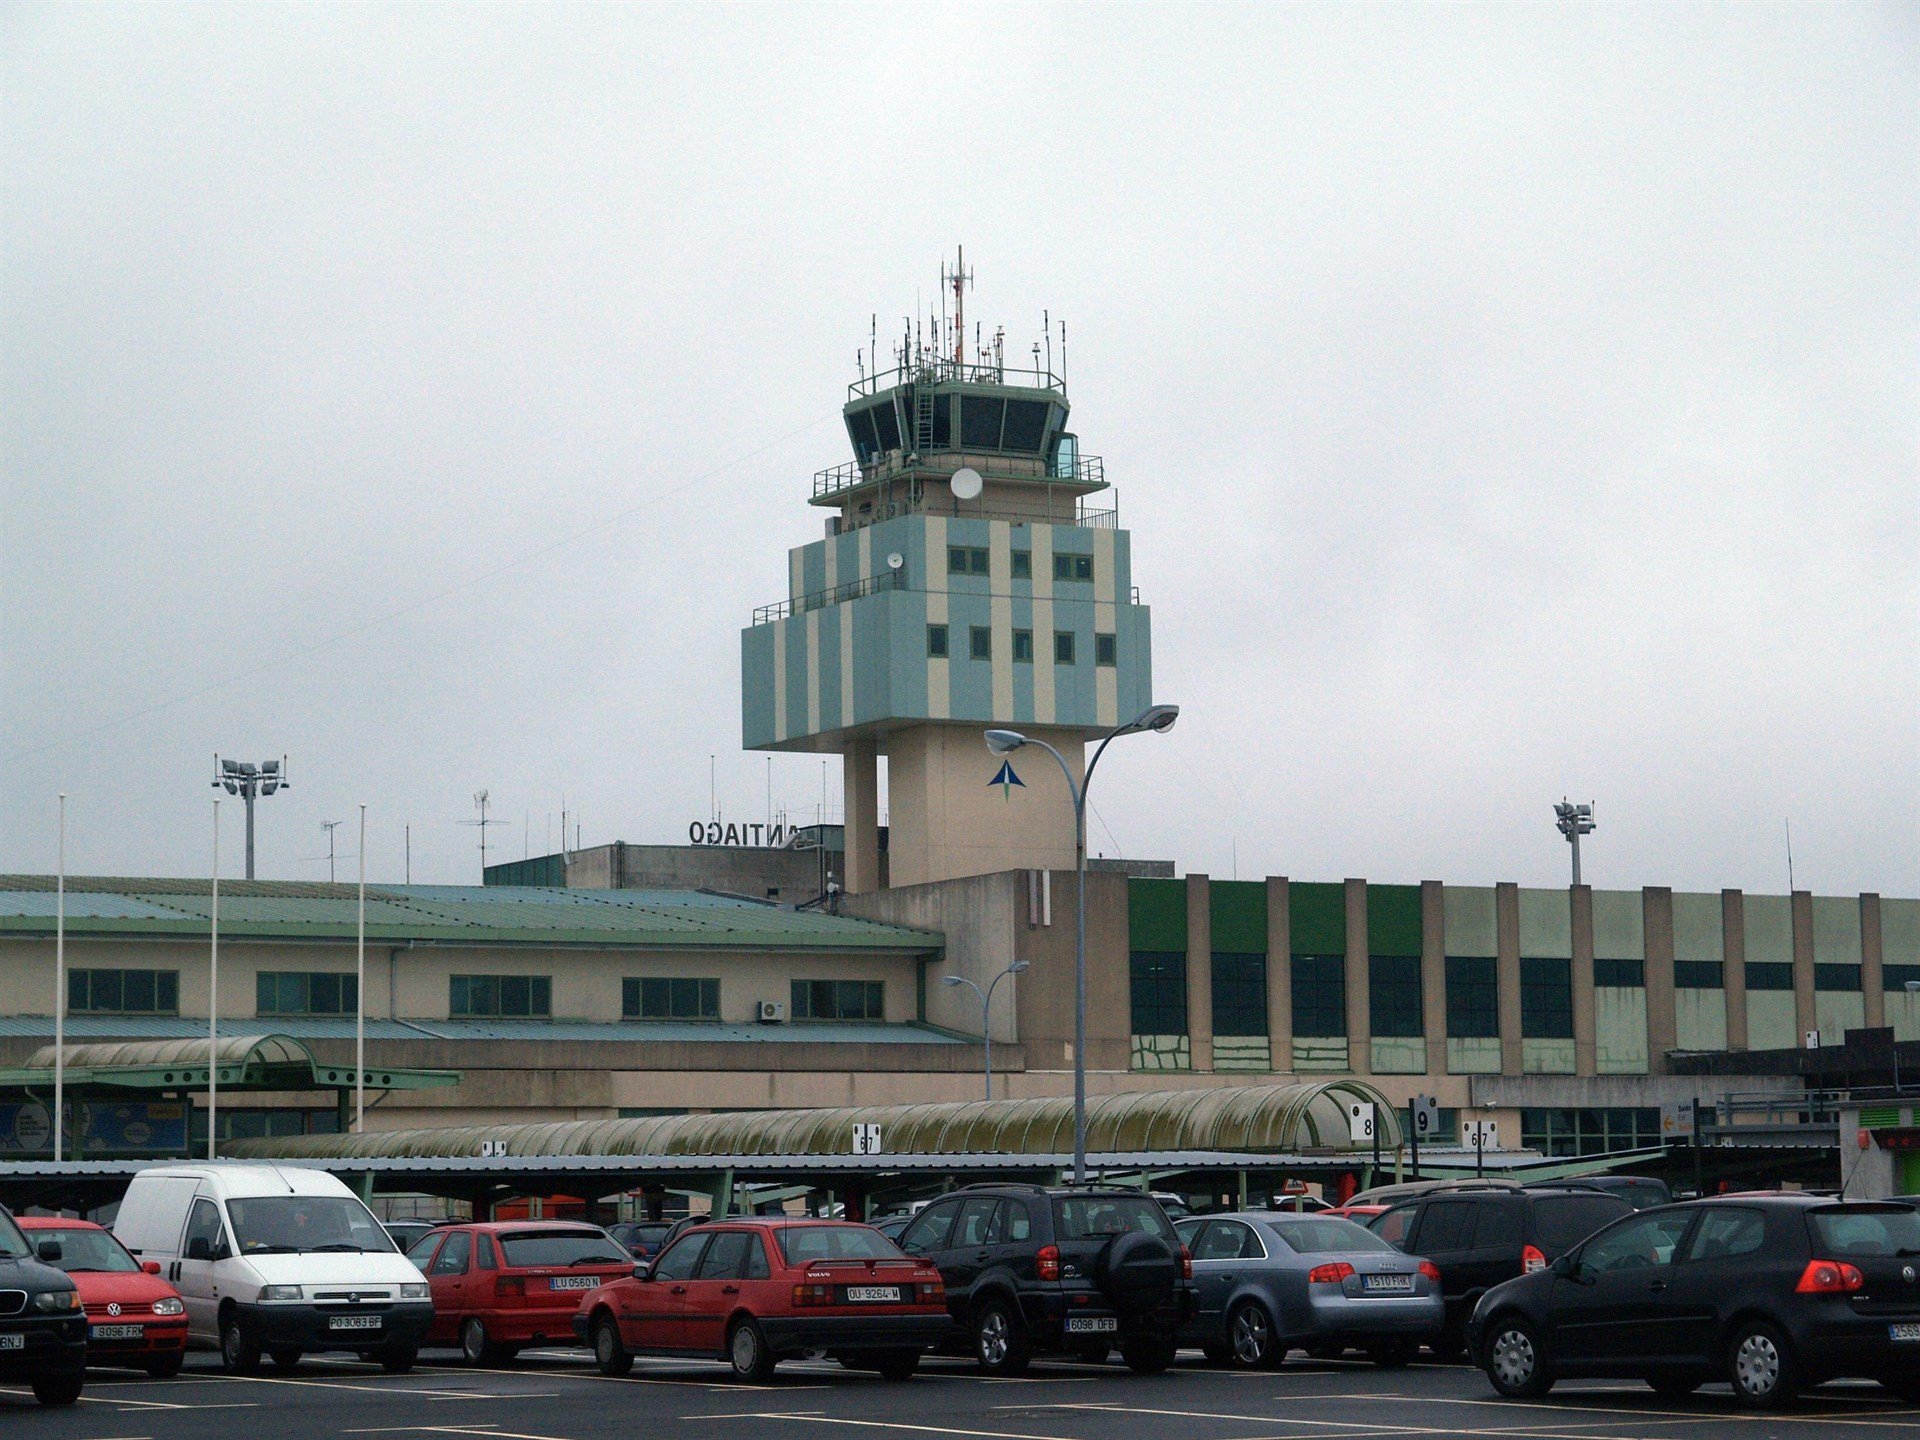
461,789,506,881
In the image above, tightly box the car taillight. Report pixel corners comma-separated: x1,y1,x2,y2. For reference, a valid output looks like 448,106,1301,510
1521,1245,1547,1274
1418,1260,1442,1283
1795,1260,1865,1294
1036,1244,1060,1282
494,1276,525,1297
1179,1244,1193,1281
1307,1262,1355,1285
792,1283,834,1306
917,1280,945,1303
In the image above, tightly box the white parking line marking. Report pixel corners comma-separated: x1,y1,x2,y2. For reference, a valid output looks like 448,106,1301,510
701,1416,1090,1440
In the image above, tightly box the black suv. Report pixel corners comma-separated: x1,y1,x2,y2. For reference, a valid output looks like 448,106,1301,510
1468,1195,1920,1407
1371,1184,1632,1357
896,1184,1195,1374
0,1204,87,1406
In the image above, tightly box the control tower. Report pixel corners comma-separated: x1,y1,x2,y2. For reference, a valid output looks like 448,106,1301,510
741,260,1154,892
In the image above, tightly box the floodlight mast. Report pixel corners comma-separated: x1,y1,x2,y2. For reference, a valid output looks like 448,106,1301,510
211,754,289,880
1553,799,1596,887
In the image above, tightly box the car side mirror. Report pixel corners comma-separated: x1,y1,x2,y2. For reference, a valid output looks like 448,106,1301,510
632,1263,652,1282
143,1260,162,1276
35,1239,62,1264
186,1237,212,1261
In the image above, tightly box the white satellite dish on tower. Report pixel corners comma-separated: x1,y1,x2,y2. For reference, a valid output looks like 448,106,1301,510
950,466,983,501
886,552,904,571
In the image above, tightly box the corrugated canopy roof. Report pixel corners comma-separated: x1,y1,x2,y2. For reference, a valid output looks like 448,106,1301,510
233,1080,1402,1162
0,878,939,953
0,1032,457,1094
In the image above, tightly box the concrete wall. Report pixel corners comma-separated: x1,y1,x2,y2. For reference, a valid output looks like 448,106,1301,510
566,842,832,901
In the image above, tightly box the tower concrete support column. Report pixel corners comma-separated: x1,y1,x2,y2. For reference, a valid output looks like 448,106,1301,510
1644,887,1678,1071
1571,884,1597,1077
1722,889,1749,1051
1345,879,1370,1075
886,723,1081,888
1266,878,1292,1073
1792,890,1816,1042
1863,893,1885,1028
1497,882,1523,1074
843,738,881,895
1185,874,1213,1073
1421,881,1447,1077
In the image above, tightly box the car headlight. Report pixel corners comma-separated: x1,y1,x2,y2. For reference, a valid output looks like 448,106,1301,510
151,1297,185,1316
33,1289,79,1313
399,1283,429,1301
259,1284,303,1303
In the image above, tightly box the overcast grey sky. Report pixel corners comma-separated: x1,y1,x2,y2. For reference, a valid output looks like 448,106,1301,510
3,3,1914,897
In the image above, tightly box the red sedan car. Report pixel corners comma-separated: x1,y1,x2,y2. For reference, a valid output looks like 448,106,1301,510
17,1218,187,1377
574,1219,948,1382
407,1221,635,1365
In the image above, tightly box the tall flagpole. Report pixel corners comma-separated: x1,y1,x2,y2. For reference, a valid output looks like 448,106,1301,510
209,800,219,1160
355,803,366,1133
53,794,66,1163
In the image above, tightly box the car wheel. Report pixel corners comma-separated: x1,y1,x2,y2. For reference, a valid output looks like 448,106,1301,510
1226,1300,1280,1370
728,1317,778,1383
379,1346,417,1375
873,1349,921,1382
269,1347,302,1371
1648,1374,1701,1398
971,1299,1031,1377
592,1314,633,1377
221,1312,262,1376
1484,1315,1553,1398
1728,1321,1798,1409
146,1351,185,1379
31,1371,83,1407
461,1317,500,1367
1120,1336,1177,1375
1369,1339,1416,1369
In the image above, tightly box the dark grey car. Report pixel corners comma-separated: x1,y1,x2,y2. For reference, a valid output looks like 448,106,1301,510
1176,1212,1443,1369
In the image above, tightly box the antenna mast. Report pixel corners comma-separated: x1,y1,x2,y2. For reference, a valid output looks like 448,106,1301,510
942,247,973,366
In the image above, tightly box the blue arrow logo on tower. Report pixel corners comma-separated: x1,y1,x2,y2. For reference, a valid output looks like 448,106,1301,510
989,759,1025,801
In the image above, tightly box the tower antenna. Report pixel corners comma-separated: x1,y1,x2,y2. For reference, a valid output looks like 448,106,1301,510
943,246,972,366
1044,309,1051,380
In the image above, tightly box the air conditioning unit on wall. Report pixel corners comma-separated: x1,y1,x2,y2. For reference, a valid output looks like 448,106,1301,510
758,1000,788,1024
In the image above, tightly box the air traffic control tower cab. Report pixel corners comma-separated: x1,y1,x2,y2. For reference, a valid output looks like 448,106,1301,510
742,260,1154,892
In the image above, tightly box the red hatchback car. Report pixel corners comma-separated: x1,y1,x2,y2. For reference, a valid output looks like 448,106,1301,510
574,1219,948,1382
407,1221,635,1365
16,1218,188,1377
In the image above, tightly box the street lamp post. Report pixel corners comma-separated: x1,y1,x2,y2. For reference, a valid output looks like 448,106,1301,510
213,756,288,881
943,962,1030,1101
1553,800,1595,887
986,703,1179,1185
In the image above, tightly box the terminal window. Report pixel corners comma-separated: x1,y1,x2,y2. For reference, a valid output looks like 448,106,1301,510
1368,955,1423,1038
970,626,992,660
69,968,177,1015
1290,955,1346,1038
1593,958,1645,987
1054,631,1076,664
1520,957,1574,1038
1012,629,1034,663
624,977,719,1020
1445,956,1499,1037
791,979,884,1021
1210,952,1268,1037
1095,633,1117,666
1745,961,1794,991
257,971,358,1016
926,624,949,658
1011,549,1032,579
1885,964,1920,990
948,546,990,576
1814,964,1861,991
1129,951,1187,1035
451,974,551,1019
1521,1106,1660,1158
1053,553,1094,582
1674,961,1724,988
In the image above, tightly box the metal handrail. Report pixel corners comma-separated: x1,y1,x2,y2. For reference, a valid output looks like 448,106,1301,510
848,359,1065,400
814,453,1105,501
752,568,905,626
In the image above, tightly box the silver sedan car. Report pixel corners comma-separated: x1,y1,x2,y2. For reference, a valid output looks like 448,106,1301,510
1176,1212,1444,1369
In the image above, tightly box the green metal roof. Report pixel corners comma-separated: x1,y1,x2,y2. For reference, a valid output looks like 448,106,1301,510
0,1033,457,1095
0,878,941,954
232,1079,1402,1162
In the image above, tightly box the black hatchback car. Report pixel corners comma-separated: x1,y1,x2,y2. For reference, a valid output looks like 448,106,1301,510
1467,1195,1920,1407
896,1184,1195,1374
1372,1185,1632,1356
0,1204,88,1407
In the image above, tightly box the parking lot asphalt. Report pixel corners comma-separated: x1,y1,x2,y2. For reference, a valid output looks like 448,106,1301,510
0,1348,1913,1440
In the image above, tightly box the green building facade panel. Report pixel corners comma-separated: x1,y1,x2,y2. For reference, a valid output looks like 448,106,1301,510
1365,884,1421,958
1128,878,1188,952
1209,881,1268,953
1289,882,1346,956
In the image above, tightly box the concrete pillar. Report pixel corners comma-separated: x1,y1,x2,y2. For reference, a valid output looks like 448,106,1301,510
1571,884,1597,1077
1643,887,1677,1072
1497,882,1523,1073
1185,873,1213,1072
1792,890,1816,1043
1862,894,1885,1029
842,738,881,894
1722,889,1749,1051
1345,879,1370,1074
1421,881,1447,1078
1266,878,1292,1073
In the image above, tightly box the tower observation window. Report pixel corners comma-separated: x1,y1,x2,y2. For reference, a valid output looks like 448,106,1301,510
960,396,1006,450
871,401,901,453
1000,400,1049,452
846,408,880,463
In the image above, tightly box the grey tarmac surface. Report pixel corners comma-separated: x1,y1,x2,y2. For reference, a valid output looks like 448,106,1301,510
1,1348,1913,1440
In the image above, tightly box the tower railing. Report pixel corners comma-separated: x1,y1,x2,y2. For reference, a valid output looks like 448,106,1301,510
751,568,907,626
848,359,1064,400
814,452,1105,502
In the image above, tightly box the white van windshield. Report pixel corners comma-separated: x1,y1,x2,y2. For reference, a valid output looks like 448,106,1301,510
227,1196,396,1255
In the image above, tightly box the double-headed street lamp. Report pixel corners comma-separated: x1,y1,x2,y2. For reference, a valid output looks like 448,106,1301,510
943,962,1030,1101
986,703,1179,1185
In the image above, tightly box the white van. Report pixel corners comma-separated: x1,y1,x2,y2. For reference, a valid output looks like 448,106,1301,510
113,1164,432,1374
